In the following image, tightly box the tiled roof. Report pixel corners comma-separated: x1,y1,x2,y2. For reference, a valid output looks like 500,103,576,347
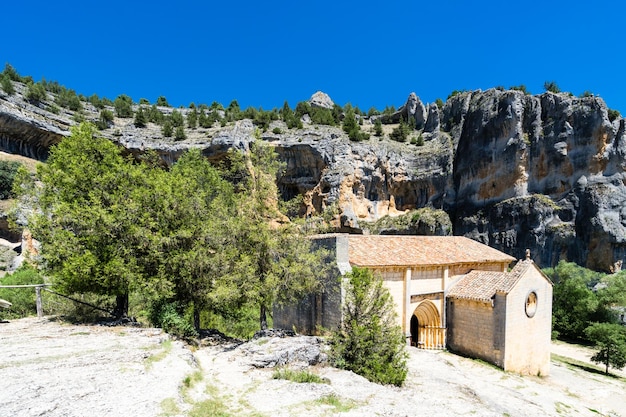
347,235,515,268
447,259,534,302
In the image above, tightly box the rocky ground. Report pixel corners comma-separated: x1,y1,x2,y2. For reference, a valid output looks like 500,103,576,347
1,317,625,417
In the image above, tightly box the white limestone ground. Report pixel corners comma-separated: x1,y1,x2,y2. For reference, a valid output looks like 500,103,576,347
1,317,625,417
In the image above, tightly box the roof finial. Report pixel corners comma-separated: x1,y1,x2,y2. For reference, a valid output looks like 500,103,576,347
525,249,531,260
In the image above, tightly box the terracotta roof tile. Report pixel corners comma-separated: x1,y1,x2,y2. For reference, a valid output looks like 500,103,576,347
447,259,535,302
347,235,515,267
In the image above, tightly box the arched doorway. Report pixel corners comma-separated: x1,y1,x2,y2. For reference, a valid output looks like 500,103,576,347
411,300,445,349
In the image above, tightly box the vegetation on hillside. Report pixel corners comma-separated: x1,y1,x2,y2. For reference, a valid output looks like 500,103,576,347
546,261,626,374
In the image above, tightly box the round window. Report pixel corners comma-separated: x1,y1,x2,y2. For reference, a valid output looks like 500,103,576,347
525,291,538,318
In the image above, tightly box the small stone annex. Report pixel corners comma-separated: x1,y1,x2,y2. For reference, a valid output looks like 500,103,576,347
274,234,553,376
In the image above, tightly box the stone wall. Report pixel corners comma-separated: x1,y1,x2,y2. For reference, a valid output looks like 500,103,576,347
503,268,553,376
446,298,503,367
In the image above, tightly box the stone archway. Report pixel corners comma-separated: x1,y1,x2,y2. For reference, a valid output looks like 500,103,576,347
411,300,445,349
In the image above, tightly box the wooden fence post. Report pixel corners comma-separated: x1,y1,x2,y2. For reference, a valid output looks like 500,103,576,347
35,286,43,318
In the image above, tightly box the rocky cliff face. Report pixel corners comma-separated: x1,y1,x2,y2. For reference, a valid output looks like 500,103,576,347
1,85,624,271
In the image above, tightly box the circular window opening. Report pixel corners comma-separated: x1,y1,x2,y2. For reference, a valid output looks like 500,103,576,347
525,291,538,318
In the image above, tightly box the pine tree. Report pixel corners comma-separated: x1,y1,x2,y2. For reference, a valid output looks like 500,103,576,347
331,267,408,386
134,107,147,128
1,75,15,95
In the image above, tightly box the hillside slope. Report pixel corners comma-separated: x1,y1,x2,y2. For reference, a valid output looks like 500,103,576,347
1,80,625,270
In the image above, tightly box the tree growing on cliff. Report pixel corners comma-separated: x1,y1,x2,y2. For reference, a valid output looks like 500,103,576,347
544,81,560,93
1,75,15,95
584,322,626,375
114,94,133,118
330,267,408,386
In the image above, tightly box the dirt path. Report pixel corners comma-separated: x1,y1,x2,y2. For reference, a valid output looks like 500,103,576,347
1,317,625,417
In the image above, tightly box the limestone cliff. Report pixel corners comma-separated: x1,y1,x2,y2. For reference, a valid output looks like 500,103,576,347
1,85,624,271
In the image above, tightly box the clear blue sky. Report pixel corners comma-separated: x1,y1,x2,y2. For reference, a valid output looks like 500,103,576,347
3,1,625,114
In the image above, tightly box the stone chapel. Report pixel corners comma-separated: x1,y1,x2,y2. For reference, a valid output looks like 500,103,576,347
273,234,553,376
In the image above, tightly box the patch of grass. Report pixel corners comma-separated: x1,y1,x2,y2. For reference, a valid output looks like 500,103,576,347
159,397,180,416
551,353,625,380
144,339,172,370
188,398,232,417
182,370,204,389
69,332,90,336
272,368,330,384
314,394,355,412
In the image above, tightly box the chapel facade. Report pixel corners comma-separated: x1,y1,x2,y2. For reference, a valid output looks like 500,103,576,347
273,234,553,376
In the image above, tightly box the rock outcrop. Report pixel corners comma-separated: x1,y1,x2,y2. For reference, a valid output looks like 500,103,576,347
1,84,625,271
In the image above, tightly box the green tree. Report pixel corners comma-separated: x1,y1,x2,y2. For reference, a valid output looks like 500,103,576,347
373,118,383,137
1,75,15,95
174,125,186,140
187,108,198,129
156,96,170,107
2,63,20,81
544,81,561,93
144,149,239,330
229,142,325,330
56,88,82,111
389,119,411,142
0,160,22,199
343,108,369,141
545,261,605,341
16,123,145,317
162,120,173,137
170,110,184,127
26,82,47,104
89,94,104,109
226,100,241,121
96,109,114,130
330,267,408,386
147,105,164,124
584,322,626,375
114,94,133,118
134,106,147,128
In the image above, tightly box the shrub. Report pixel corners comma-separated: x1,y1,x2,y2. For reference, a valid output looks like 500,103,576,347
113,94,133,118
162,120,173,137
272,127,282,134
2,63,20,81
174,125,186,140
389,120,411,142
608,109,621,122
510,85,529,94
1,75,15,95
148,300,198,338
331,267,408,386
26,82,47,104
544,81,560,93
373,119,383,137
0,265,44,319
134,107,147,128
56,88,82,111
187,109,198,129
156,96,170,107
170,110,184,127
96,109,114,130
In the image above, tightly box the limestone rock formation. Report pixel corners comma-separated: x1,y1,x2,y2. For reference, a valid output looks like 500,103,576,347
1,84,625,271
308,91,334,109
